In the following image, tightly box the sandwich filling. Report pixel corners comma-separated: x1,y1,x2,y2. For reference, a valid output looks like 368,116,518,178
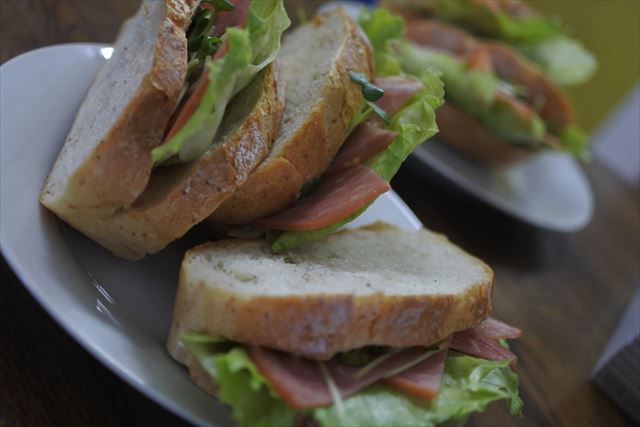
182,317,523,427
152,0,290,164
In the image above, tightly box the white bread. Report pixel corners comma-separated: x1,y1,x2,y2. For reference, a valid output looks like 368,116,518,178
70,64,285,260
41,0,195,218
208,8,374,224
167,222,493,368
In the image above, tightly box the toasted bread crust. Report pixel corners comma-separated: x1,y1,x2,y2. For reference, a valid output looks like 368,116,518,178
73,64,285,260
167,225,493,361
41,0,195,216
437,101,537,166
209,9,374,224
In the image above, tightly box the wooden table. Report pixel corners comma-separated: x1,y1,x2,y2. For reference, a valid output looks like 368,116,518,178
1,1,638,426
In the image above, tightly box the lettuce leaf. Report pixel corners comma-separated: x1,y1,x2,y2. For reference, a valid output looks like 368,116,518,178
517,36,597,87
269,71,443,253
183,334,522,427
410,0,561,43
152,0,290,164
313,355,523,427
358,7,405,76
391,40,497,115
183,338,296,427
559,124,589,161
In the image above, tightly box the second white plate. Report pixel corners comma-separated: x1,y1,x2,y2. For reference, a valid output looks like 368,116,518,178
410,139,594,232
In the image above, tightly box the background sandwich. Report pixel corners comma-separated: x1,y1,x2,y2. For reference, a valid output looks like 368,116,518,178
380,0,597,165
167,223,523,427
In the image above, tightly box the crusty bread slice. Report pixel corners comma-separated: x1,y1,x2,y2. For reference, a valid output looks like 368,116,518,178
208,8,374,224
167,222,493,365
70,64,285,260
437,101,537,166
41,0,195,218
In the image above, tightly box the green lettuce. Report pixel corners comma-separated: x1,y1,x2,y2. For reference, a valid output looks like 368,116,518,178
409,0,561,43
184,338,296,427
152,0,290,164
517,36,597,87
358,7,405,76
184,334,522,427
391,40,497,114
313,355,523,427
269,71,443,253
559,124,589,161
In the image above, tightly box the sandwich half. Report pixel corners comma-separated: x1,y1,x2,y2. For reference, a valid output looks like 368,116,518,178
40,0,290,259
167,223,523,427
208,8,446,253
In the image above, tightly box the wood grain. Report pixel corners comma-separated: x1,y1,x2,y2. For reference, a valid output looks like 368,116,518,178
1,1,638,426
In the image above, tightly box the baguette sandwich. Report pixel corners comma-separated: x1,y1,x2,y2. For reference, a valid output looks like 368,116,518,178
167,223,523,427
41,0,290,259
208,7,445,254
379,1,596,165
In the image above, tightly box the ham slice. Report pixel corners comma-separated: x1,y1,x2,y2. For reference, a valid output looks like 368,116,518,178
375,76,424,117
382,348,448,400
250,346,441,409
451,329,517,364
475,318,522,340
210,0,251,37
254,166,390,231
326,122,397,174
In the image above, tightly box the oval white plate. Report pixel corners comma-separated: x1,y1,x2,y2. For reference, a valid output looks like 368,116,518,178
410,139,594,232
0,44,422,426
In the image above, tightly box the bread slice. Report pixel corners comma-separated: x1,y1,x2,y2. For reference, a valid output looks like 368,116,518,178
208,8,374,224
167,222,493,366
41,0,195,218
70,64,285,260
437,101,537,166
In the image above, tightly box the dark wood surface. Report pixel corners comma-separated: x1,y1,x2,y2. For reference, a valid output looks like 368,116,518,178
1,1,638,426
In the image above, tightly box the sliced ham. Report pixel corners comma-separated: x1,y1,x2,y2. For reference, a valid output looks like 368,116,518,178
326,122,397,174
374,76,424,117
475,318,522,340
249,346,441,409
451,329,517,364
254,165,390,231
210,0,251,37
382,348,448,400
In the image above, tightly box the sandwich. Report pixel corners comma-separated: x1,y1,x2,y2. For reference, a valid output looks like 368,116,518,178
167,223,523,427
378,1,596,165
40,3,446,259
208,7,445,253
40,0,290,259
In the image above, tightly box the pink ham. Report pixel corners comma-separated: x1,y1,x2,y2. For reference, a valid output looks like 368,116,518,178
208,0,251,36
326,122,397,174
475,318,522,340
451,329,518,364
375,76,424,117
254,165,390,231
382,348,448,400
249,346,442,409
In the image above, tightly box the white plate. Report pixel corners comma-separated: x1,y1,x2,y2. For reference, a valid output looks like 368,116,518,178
410,138,594,232
0,44,422,426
